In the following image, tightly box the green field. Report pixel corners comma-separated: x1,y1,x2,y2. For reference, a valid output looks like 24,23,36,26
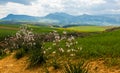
66,26,116,32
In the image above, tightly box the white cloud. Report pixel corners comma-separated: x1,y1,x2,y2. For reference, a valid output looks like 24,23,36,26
0,0,64,18
0,0,120,18
0,2,43,18
78,0,106,6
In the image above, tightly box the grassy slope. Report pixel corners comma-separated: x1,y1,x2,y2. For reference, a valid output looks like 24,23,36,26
77,30,120,58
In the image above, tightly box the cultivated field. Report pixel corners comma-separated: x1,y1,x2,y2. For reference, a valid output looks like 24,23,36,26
65,26,116,32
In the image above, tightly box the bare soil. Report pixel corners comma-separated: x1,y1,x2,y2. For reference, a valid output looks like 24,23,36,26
0,54,120,73
0,26,18,30
88,59,120,73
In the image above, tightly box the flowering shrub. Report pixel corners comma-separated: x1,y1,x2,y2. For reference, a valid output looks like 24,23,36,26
2,24,46,67
15,24,36,50
43,30,82,57
3,24,43,51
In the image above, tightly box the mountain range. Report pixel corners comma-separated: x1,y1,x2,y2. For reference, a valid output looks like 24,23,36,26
1,12,120,26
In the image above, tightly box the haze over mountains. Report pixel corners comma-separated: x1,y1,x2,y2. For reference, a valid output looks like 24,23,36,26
1,12,120,26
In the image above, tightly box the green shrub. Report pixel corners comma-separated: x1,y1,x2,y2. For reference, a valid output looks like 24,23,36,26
14,48,26,59
28,48,46,68
0,49,7,59
0,49,2,56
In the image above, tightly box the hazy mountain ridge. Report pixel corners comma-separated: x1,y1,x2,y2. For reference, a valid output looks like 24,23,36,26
1,12,120,26
2,14,40,22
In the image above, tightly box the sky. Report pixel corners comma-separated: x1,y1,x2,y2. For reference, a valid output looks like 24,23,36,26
0,0,120,18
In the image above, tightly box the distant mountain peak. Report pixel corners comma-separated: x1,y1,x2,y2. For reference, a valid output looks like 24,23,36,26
82,14,89,15
46,12,72,16
54,12,70,15
2,14,40,22
7,14,15,17
45,12,74,19
8,14,14,15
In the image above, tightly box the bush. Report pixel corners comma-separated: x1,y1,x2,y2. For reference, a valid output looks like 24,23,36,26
0,49,6,59
52,59,60,69
28,48,46,68
14,48,26,59
63,62,88,73
0,49,3,56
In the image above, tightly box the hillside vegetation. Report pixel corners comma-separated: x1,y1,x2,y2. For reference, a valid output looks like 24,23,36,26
0,24,120,73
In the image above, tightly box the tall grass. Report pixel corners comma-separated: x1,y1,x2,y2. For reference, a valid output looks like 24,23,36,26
64,62,88,73
28,48,46,68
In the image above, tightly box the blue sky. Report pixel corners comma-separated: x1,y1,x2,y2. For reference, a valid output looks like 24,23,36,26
0,0,120,18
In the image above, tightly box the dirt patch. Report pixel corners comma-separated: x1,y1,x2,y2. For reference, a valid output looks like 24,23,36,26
88,59,120,73
105,27,120,32
0,54,120,73
0,26,18,30
0,53,44,73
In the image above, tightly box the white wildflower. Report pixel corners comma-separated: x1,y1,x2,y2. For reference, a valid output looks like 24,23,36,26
66,42,70,47
52,51,56,54
67,49,71,53
75,41,78,44
71,49,74,52
33,43,36,45
53,30,57,33
53,43,56,46
59,48,64,53
71,36,75,40
48,47,52,50
80,47,82,51
55,35,60,40
43,51,46,54
68,38,72,42
70,43,73,45
66,44,70,48
78,47,82,51
63,31,67,34
61,36,66,40
70,54,75,57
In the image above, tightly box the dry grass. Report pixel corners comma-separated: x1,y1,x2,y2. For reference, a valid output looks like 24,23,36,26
0,54,120,73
